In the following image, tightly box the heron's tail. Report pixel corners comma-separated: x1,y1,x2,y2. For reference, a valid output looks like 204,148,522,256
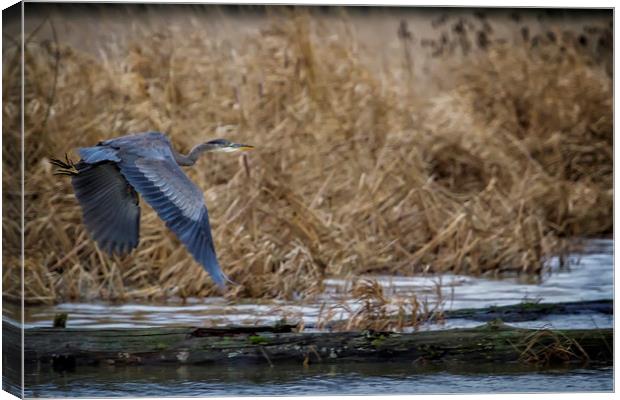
49,154,78,176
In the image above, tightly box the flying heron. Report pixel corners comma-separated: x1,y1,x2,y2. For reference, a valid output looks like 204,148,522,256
50,131,254,288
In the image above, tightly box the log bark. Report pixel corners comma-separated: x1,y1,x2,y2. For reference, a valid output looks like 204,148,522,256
4,319,612,372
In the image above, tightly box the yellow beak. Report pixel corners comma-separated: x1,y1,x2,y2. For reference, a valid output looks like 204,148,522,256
234,144,254,152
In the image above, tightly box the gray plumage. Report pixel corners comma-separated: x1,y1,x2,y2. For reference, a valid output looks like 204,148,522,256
51,131,254,288
71,162,140,255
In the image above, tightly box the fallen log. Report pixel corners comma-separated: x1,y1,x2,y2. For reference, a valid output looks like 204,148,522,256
4,320,611,371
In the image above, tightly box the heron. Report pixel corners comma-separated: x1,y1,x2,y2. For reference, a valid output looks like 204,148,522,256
50,131,254,288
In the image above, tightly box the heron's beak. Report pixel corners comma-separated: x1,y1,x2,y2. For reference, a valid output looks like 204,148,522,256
231,143,254,152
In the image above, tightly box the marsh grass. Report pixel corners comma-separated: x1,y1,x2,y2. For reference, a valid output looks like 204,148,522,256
345,279,445,332
517,328,590,365
2,7,612,304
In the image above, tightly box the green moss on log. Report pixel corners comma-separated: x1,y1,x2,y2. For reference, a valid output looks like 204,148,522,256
7,320,611,371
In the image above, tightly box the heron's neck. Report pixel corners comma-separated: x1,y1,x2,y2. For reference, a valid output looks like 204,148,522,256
173,143,215,166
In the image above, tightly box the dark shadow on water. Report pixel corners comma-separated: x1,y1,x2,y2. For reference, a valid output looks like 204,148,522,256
25,361,613,397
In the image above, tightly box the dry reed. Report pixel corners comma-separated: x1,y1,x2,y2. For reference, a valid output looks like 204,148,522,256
2,7,612,304
517,328,590,365
342,279,443,332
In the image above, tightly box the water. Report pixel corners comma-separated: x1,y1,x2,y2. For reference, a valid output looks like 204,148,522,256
8,238,614,397
24,363,613,397
9,239,613,331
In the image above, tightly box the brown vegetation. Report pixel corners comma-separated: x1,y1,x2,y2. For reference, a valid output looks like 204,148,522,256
517,328,591,365
2,7,612,304
314,279,445,332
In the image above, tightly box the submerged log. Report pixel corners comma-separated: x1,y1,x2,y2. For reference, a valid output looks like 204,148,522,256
5,320,612,371
443,299,612,322
320,299,613,330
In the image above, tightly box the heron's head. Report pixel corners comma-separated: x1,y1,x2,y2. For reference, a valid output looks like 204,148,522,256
206,139,254,153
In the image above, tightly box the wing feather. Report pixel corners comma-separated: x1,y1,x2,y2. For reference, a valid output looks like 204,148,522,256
117,157,229,287
71,162,140,255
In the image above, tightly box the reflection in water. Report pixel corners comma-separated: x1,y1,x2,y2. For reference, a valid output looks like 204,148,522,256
25,362,612,397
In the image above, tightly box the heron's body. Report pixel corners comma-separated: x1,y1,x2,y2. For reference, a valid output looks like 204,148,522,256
51,131,253,288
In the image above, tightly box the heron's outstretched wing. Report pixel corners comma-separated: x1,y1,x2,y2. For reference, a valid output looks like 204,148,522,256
71,162,140,255
117,156,229,288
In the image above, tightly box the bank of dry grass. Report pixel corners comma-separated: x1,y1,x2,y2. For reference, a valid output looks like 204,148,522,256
2,9,612,303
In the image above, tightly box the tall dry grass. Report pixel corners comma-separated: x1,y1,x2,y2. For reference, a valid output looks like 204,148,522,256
2,7,612,304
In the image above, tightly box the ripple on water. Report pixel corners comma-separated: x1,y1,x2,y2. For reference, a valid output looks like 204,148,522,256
23,364,613,397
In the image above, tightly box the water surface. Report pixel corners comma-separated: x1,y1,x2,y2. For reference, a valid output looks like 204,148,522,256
24,362,612,397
